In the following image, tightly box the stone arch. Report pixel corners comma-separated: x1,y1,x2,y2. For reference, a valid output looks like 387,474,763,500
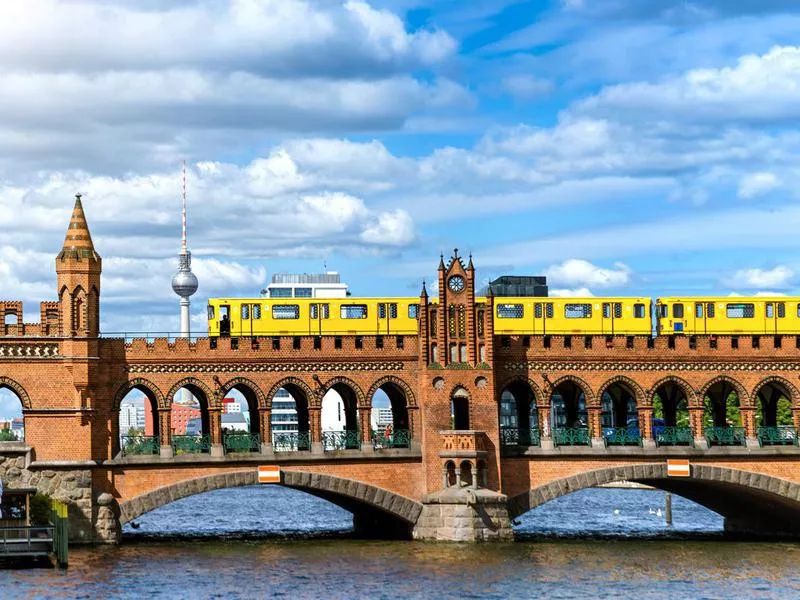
0,377,31,410
751,376,800,409
649,375,698,406
366,376,417,409
699,375,749,407
321,376,365,407
219,377,267,409
507,464,800,536
265,376,315,407
549,375,595,404
118,470,423,533
165,377,215,408
596,375,645,405
498,377,544,407
114,378,165,411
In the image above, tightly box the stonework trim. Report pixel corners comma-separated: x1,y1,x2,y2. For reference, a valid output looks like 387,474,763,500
506,464,800,519
118,470,423,525
113,378,165,411
365,375,418,409
0,377,31,409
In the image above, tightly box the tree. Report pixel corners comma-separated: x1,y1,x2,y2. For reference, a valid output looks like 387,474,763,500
0,428,17,441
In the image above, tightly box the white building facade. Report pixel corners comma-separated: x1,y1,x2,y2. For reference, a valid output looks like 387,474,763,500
261,272,348,299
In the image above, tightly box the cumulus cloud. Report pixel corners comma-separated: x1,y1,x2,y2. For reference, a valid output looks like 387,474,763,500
726,266,794,289
738,172,782,199
544,259,631,289
549,287,594,297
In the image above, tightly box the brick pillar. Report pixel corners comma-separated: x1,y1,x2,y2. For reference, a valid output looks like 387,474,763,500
793,407,800,431
689,406,705,446
408,406,421,451
741,405,759,448
639,406,654,440
360,405,373,448
587,403,603,447
259,407,272,453
466,263,476,365
209,408,224,457
537,405,551,438
485,292,494,365
158,409,173,458
309,406,323,454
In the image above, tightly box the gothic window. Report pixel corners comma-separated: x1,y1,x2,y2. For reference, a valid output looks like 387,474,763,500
458,305,466,336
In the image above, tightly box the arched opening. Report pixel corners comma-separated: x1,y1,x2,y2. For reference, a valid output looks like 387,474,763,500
0,386,25,442
3,312,18,326
499,380,539,447
443,460,457,488
755,380,796,445
550,379,589,446
459,460,474,488
322,383,359,450
370,382,410,448
272,384,311,452
703,380,744,446
451,387,470,430
652,379,693,446
117,386,160,456
600,381,640,446
171,384,211,454
222,386,260,453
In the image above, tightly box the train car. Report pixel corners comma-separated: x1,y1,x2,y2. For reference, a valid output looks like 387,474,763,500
207,297,421,337
491,297,652,335
656,296,800,335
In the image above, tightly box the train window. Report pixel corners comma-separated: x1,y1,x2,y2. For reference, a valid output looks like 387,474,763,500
253,305,261,319
310,304,318,319
565,303,592,319
535,303,542,319
207,305,215,320
634,304,646,318
778,303,786,318
659,305,668,318
272,305,299,320
341,304,368,319
766,303,774,318
409,304,419,319
390,303,398,319
242,305,250,320
321,304,329,319
673,304,684,319
379,303,386,319
695,304,703,318
614,303,622,318
707,303,715,318
497,304,524,318
727,303,754,318
546,303,553,318
602,303,610,319
797,304,800,318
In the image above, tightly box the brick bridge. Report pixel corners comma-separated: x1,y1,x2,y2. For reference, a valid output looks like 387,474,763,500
2,196,800,542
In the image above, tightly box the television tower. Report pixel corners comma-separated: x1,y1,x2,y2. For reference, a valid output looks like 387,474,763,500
171,160,199,339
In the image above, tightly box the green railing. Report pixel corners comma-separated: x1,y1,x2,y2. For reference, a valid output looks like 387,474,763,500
372,429,411,449
172,434,212,454
120,435,159,456
705,426,746,447
322,430,361,451
757,426,798,447
273,432,311,452
553,427,591,447
500,427,541,447
223,432,261,453
655,426,695,447
604,427,642,446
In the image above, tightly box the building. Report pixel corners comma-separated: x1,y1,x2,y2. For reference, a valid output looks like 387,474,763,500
119,402,145,436
271,388,298,441
261,272,348,298
370,407,394,431
185,417,202,436
222,397,241,413
171,404,201,435
221,411,248,432
321,389,346,432
481,275,548,297
11,417,24,441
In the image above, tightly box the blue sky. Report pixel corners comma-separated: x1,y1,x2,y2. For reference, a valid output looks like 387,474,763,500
2,1,800,418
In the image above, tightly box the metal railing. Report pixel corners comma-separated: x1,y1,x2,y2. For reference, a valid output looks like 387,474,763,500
0,525,54,556
172,434,212,454
757,426,798,447
603,427,642,446
372,429,411,449
705,426,746,446
101,331,204,343
223,432,261,453
553,427,591,447
500,427,541,447
322,430,361,451
655,426,695,447
273,432,311,452
121,435,159,456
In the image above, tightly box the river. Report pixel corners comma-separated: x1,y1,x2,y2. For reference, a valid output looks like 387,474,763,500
3,486,800,598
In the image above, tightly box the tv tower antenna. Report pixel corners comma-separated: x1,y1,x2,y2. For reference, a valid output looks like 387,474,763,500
171,160,199,338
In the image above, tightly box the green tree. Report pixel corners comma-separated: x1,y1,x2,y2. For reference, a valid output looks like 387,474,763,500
0,428,17,441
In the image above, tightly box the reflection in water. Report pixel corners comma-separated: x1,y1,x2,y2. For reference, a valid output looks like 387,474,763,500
4,487,800,598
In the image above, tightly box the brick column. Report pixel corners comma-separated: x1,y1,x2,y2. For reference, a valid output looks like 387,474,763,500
741,406,759,448
537,405,551,438
587,403,603,447
209,408,224,457
360,406,373,450
309,406,323,454
689,406,706,447
485,292,495,365
793,407,800,431
259,407,272,453
158,409,173,458
639,407,654,440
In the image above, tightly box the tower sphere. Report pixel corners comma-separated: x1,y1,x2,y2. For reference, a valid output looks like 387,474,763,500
172,266,198,298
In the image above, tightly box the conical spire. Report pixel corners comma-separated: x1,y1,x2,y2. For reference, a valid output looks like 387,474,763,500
60,194,99,260
438,253,445,270
467,253,474,271
420,280,428,298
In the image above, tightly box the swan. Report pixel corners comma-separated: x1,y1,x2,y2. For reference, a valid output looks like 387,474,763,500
656,509,663,517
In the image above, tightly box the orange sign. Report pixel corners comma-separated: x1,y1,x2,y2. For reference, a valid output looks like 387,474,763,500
667,459,690,477
258,465,281,484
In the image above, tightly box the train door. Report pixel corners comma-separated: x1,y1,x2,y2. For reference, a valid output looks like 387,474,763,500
764,302,782,335
533,302,551,334
219,304,231,337
309,303,329,335
670,302,686,333
378,302,396,335
693,302,706,334
601,302,621,335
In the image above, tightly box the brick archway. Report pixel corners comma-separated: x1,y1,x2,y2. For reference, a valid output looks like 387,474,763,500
321,377,366,405
597,375,645,405
165,377,215,408
113,378,165,410
366,376,417,409
649,375,698,407
118,470,423,527
498,377,544,407
0,376,31,410
265,377,315,408
548,374,595,403
699,375,749,407
219,377,267,409
752,376,800,408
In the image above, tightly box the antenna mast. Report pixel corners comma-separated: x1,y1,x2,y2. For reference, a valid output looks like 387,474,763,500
181,159,188,253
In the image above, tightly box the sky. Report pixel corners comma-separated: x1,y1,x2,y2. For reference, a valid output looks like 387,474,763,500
3,0,800,414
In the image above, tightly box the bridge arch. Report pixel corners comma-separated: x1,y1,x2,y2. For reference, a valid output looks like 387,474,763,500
649,375,697,406
118,470,423,539
218,377,267,409
508,463,800,536
0,376,31,410
114,378,165,411
699,375,749,406
597,375,645,405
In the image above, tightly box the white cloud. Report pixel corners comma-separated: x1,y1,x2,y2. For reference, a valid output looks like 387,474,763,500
727,266,794,289
738,172,781,199
550,287,594,297
545,259,631,288
502,75,555,99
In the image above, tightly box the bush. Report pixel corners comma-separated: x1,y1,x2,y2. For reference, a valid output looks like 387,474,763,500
30,493,53,526
0,429,17,441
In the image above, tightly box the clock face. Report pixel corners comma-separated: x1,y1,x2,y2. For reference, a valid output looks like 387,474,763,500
448,275,465,293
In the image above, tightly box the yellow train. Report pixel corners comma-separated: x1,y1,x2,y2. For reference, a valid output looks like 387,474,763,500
656,297,800,335
207,296,653,337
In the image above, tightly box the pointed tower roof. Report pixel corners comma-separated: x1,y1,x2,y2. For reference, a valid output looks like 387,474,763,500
59,194,100,260
467,253,474,271
420,280,428,299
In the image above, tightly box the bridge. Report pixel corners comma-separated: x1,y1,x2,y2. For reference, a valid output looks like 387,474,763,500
2,195,800,542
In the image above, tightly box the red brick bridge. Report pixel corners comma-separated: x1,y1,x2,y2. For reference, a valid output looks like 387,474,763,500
2,196,800,542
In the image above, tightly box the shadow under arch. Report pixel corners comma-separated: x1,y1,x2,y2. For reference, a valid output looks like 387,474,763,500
118,470,423,540
507,464,800,537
